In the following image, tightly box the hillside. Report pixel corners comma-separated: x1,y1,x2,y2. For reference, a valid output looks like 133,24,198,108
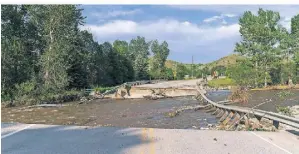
165,54,243,70
201,54,244,70
165,60,203,70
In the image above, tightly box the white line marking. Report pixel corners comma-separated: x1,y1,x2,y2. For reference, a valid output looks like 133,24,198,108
2,124,35,139
250,132,293,154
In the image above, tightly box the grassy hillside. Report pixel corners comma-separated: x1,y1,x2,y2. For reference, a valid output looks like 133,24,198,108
203,54,244,70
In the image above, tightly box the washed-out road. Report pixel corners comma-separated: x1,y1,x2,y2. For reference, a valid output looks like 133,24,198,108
2,123,299,154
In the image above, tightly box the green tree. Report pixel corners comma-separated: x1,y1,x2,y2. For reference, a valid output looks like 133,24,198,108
1,5,39,99
113,40,134,83
176,63,188,80
236,8,281,87
226,59,256,87
149,40,170,79
128,36,150,80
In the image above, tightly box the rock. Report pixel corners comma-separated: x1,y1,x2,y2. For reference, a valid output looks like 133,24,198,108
290,105,299,118
236,124,246,131
207,124,213,128
262,125,277,132
249,118,262,130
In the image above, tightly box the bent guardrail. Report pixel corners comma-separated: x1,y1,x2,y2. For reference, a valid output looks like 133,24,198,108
196,82,299,129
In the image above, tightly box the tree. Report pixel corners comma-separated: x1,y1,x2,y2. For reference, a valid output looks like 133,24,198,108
226,59,256,87
236,8,281,87
149,40,170,79
113,40,134,82
1,5,39,99
28,5,85,92
176,63,188,80
128,36,150,80
113,40,129,56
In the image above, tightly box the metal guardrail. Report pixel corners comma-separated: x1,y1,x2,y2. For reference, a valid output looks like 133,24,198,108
196,84,299,129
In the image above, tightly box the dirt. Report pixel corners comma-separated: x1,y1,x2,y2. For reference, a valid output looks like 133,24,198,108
1,96,217,129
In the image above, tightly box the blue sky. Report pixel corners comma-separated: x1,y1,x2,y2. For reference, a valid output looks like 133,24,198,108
80,5,299,64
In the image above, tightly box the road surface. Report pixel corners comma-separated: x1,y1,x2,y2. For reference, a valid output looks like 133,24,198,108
2,123,299,154
136,79,199,89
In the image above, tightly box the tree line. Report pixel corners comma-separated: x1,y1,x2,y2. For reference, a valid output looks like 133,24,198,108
226,8,299,88
1,5,171,101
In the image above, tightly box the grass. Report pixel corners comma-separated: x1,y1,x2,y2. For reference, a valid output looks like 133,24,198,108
207,78,235,88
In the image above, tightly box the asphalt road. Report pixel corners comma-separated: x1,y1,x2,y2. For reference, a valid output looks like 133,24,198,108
2,123,299,154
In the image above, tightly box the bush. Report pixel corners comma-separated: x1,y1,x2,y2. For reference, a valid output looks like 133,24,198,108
276,90,294,100
228,86,250,103
276,106,293,116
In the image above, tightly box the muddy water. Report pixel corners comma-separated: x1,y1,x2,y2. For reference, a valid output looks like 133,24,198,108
207,89,299,112
1,96,217,129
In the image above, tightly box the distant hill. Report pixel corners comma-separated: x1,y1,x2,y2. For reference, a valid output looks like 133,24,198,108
165,54,243,70
165,60,203,70
201,54,244,70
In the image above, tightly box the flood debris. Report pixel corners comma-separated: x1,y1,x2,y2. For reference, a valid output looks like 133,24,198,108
143,89,171,100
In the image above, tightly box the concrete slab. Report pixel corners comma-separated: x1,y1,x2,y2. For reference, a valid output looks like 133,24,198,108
2,123,299,154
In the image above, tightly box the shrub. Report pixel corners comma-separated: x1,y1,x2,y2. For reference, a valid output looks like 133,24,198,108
228,86,250,103
276,91,294,100
276,106,293,116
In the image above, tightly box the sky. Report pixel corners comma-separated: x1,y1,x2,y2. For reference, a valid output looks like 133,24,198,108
80,5,299,64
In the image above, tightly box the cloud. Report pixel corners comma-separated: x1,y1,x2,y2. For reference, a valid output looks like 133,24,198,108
203,16,221,23
80,19,241,63
203,13,237,23
91,9,142,19
81,19,239,43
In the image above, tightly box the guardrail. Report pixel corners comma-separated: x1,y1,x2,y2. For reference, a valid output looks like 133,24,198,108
196,82,299,129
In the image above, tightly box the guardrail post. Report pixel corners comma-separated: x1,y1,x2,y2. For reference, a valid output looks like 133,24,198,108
222,111,234,125
219,110,229,122
216,109,225,118
212,108,220,115
273,120,279,129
